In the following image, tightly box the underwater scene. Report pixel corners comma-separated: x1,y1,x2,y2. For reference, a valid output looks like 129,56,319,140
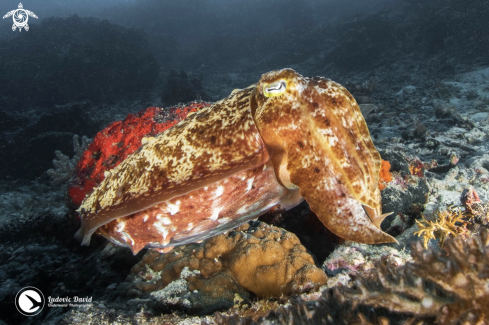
0,0,489,324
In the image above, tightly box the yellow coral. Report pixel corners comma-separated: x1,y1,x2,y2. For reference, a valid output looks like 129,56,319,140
414,208,466,248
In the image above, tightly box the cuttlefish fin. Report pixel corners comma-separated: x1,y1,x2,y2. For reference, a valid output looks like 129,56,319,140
363,205,393,229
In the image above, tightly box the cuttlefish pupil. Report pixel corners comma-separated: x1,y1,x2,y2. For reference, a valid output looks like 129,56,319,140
263,79,287,97
75,68,396,255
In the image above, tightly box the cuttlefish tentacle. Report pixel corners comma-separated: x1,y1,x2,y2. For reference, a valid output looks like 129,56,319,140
253,69,396,244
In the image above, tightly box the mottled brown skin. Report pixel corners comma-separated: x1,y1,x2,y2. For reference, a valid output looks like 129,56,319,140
76,69,395,254
76,86,273,246
252,69,395,244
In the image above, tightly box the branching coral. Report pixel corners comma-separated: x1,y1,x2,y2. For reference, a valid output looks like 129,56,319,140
47,135,91,185
415,187,488,248
414,208,467,248
73,134,91,161
47,150,75,185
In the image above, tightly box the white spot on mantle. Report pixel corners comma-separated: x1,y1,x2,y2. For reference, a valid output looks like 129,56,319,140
161,217,172,225
422,297,433,309
116,221,125,233
215,185,224,197
166,200,181,215
209,207,223,221
218,217,230,224
153,222,169,241
246,177,254,191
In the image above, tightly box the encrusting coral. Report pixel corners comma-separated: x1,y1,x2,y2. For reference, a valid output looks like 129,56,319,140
126,221,327,313
463,187,489,222
378,159,393,190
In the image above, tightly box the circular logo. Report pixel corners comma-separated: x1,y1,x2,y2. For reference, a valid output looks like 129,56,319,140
15,287,45,316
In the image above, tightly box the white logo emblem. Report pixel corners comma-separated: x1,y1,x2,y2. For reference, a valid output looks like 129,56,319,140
15,287,45,316
3,3,38,32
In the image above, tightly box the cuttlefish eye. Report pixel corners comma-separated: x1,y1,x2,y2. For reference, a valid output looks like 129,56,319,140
263,80,287,97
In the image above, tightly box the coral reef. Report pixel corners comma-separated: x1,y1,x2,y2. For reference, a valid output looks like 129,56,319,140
374,150,430,235
68,102,210,206
125,221,327,314
213,230,489,325
1,1,489,323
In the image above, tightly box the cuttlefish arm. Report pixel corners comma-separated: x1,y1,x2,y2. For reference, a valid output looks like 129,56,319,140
252,69,396,244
